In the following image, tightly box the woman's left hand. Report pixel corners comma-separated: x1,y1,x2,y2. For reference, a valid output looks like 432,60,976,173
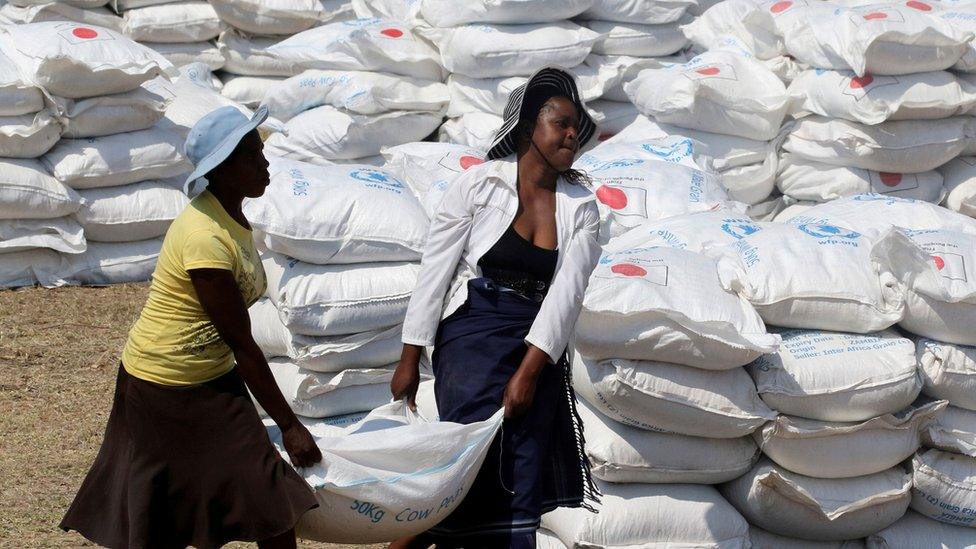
503,368,539,419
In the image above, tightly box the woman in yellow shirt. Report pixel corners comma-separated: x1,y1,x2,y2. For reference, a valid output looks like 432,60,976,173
61,106,322,549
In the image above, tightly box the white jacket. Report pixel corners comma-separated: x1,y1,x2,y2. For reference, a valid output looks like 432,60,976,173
401,156,602,363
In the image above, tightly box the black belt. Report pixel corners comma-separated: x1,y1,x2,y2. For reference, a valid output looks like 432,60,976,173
481,267,551,303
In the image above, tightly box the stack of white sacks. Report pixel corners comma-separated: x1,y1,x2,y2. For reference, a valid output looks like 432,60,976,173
116,0,225,72
0,0,124,32
681,0,976,221
0,22,191,288
211,0,356,109
244,154,430,422
242,17,448,166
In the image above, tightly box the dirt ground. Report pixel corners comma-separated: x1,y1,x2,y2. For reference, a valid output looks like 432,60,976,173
0,283,384,549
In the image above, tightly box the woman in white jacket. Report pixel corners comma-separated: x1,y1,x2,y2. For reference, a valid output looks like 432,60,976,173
389,67,602,549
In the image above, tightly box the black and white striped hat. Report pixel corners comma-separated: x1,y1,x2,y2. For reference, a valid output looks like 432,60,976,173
486,66,596,161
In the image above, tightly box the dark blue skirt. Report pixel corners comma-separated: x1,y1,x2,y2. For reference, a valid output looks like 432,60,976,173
427,278,597,548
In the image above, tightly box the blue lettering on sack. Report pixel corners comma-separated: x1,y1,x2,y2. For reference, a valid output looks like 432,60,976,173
396,507,432,522
289,168,310,196
796,223,861,240
350,499,386,523
689,171,704,203
438,485,464,512
591,158,644,172
642,139,694,163
721,221,760,240
349,168,406,194
733,238,760,267
852,193,915,204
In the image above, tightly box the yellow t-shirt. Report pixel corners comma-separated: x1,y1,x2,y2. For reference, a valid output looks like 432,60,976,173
122,190,266,386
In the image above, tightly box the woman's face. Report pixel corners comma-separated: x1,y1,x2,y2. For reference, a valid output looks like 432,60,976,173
214,130,271,198
528,96,581,172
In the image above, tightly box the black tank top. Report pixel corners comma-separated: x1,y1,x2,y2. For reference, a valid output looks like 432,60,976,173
479,224,559,300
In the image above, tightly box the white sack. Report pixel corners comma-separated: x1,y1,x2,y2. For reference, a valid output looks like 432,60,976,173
263,70,448,122
924,402,976,458
435,22,598,79
783,3,974,76
41,125,190,189
268,359,397,418
778,155,946,203
268,19,444,81
0,217,85,254
544,481,750,549
782,116,970,174
146,42,225,71
264,107,442,164
867,510,976,549
580,0,695,24
941,156,976,218
716,223,913,333
586,19,688,57
0,248,68,288
789,69,976,125
574,140,736,240
54,84,171,138
0,22,174,99
420,0,592,26
918,338,976,411
536,530,566,549
9,0,107,8
75,179,188,242
682,0,783,59
63,238,161,285
586,99,640,145
122,1,223,43
0,49,44,116
751,526,867,549
0,112,62,159
722,458,912,541
747,328,921,422
250,298,402,372
576,245,779,369
437,112,501,151
573,354,776,438
788,194,976,239
0,158,82,220
270,402,502,543
938,5,976,73
245,158,427,264
0,3,123,32
209,0,324,35
156,65,253,138
604,210,763,256
754,400,945,478
262,252,419,336
219,75,284,109
218,30,300,76
380,142,486,219
578,399,759,484
898,229,976,345
624,50,789,141
911,449,976,528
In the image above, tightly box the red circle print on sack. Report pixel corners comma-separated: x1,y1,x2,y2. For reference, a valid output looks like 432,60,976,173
933,256,946,270
770,1,792,13
596,185,628,209
906,1,932,11
72,27,99,39
879,173,902,186
697,67,720,76
611,263,647,277
863,11,888,20
381,28,404,38
459,155,483,170
850,75,874,88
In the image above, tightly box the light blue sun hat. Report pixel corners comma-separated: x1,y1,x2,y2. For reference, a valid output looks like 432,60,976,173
183,105,268,197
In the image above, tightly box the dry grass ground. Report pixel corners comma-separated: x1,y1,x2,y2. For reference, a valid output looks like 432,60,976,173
0,283,384,549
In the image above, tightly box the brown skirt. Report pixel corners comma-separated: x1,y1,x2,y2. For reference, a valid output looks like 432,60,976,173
60,364,318,549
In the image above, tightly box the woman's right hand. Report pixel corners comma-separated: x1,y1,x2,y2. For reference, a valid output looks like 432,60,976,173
282,423,322,468
391,344,423,410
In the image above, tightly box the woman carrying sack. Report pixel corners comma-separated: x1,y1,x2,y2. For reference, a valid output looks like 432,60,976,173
390,67,603,549
61,106,321,549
